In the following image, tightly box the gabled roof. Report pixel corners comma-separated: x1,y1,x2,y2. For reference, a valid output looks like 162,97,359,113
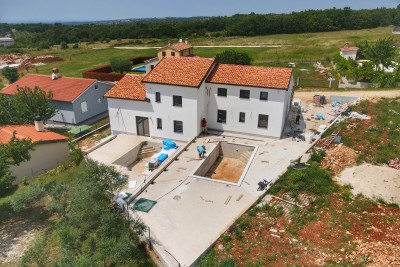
206,64,293,90
158,42,192,52
143,57,215,88
340,46,359,51
0,74,96,102
104,74,147,101
0,125,68,144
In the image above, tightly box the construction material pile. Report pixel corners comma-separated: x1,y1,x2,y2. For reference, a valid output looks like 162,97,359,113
321,144,357,174
349,241,400,267
0,53,64,70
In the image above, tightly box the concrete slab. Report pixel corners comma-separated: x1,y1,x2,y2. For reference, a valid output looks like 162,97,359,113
128,135,310,266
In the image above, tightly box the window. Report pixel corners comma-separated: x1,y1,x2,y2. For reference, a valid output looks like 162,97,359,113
217,88,227,97
150,65,155,70
162,51,166,57
155,92,161,103
258,114,269,128
239,112,245,123
81,101,88,113
95,84,98,90
260,91,268,100
217,110,227,123
171,52,175,56
174,120,183,133
240,90,250,99
173,95,182,107
157,118,162,129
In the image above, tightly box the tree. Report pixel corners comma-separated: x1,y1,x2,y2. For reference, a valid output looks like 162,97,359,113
60,41,68,49
1,66,19,83
110,58,132,74
0,86,56,125
0,133,33,196
366,38,397,70
215,50,252,65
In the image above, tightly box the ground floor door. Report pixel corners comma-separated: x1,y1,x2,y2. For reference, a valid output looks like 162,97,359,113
136,116,150,136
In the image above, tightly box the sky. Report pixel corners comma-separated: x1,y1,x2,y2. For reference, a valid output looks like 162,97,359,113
0,0,399,23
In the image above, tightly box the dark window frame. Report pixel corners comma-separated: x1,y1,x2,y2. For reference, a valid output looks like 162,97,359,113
240,89,250,99
171,51,175,56
155,92,161,103
217,109,227,123
239,112,245,123
217,88,227,97
173,95,182,107
258,114,269,129
260,91,268,101
162,51,166,57
157,118,162,129
173,120,183,133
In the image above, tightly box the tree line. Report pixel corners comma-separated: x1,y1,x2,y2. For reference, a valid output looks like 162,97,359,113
4,6,400,48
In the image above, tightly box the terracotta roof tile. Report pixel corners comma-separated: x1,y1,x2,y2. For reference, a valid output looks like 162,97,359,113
104,74,146,101
206,64,292,89
0,74,96,102
143,57,215,87
159,42,192,52
341,46,359,51
0,125,68,144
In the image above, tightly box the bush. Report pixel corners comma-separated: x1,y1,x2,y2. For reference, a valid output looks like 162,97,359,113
1,66,19,83
72,43,79,49
216,50,251,65
110,58,132,74
60,41,68,49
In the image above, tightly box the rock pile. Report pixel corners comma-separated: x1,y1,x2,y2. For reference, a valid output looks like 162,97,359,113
321,144,357,174
349,241,400,267
0,53,64,70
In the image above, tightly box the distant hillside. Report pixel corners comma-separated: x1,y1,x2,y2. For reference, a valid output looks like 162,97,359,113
3,7,400,48
63,16,213,25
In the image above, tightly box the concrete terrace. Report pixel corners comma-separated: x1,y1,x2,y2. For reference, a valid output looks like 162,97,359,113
129,133,310,266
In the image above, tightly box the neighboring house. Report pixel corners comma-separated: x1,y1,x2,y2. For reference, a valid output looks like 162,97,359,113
157,39,193,60
106,56,293,141
144,57,159,73
340,43,359,60
0,73,114,124
0,37,15,47
0,123,69,183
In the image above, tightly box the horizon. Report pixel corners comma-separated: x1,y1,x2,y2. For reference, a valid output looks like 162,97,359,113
1,0,398,24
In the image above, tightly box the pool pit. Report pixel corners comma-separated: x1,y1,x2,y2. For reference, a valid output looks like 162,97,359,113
190,142,258,186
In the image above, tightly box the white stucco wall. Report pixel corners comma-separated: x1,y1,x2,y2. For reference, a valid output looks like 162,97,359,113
11,141,70,183
205,83,288,138
340,50,358,60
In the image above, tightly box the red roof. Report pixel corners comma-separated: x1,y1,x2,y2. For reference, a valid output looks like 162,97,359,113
0,125,68,144
0,74,96,102
340,46,359,51
143,57,215,87
206,64,292,89
104,74,146,101
159,42,192,52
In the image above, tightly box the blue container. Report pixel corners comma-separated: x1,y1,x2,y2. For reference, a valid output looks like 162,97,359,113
157,153,168,164
162,139,177,150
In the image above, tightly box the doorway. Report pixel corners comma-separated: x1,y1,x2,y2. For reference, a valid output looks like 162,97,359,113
136,116,150,136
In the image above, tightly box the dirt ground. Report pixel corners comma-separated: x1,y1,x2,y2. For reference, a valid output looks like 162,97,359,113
337,164,400,205
0,207,52,267
294,89,400,102
205,157,245,183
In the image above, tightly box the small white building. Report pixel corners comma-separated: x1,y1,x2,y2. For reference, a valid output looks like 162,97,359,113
0,123,69,183
340,43,359,60
0,37,15,47
106,57,293,141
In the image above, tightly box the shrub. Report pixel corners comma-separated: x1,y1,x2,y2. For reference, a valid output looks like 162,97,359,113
1,66,19,83
110,58,132,74
72,43,79,49
60,41,68,49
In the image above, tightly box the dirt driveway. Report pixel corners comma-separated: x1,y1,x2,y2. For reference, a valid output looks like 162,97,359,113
294,89,400,102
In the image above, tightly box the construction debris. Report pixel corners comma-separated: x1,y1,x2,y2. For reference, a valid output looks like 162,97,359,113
0,53,64,71
321,144,358,174
389,158,400,170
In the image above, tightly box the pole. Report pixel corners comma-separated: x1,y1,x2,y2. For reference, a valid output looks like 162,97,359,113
148,227,152,250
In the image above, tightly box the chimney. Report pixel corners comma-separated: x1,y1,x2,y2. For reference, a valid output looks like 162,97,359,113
185,38,188,44
52,68,60,80
179,38,183,43
34,116,45,132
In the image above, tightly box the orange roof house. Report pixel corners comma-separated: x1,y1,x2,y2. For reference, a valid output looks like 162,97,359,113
105,74,147,101
0,73,114,124
157,39,193,60
143,57,215,88
0,124,69,182
207,64,292,90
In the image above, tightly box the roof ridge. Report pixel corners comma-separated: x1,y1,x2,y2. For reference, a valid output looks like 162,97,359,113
24,73,96,82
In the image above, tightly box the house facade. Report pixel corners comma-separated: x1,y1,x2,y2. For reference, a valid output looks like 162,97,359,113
1,73,113,124
0,124,69,183
340,43,359,60
157,40,193,60
106,57,293,141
